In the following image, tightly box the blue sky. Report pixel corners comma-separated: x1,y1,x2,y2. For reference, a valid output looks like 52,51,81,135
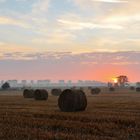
0,0,140,81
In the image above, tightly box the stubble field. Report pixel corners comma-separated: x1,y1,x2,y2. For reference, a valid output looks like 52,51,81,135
0,88,140,140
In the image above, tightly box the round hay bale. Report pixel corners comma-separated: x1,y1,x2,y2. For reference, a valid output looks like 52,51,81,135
109,87,115,92
91,88,101,95
51,89,62,96
130,86,135,90
34,89,48,100
136,87,140,92
23,89,34,98
58,89,87,112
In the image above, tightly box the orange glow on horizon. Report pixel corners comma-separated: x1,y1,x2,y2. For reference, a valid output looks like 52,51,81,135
112,77,118,83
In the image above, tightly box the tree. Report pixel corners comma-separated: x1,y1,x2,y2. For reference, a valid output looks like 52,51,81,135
117,75,128,87
1,82,10,90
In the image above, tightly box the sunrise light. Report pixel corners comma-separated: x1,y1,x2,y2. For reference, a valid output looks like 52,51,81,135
112,78,118,83
0,1,140,139
0,0,139,82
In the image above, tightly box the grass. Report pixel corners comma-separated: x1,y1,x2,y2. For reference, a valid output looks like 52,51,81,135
0,88,140,140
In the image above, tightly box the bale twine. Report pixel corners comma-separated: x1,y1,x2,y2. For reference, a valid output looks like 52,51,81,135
91,88,101,95
51,89,62,96
58,89,87,112
34,89,48,100
23,89,34,98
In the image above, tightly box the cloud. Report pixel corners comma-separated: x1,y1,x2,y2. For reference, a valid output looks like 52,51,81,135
32,33,76,45
31,35,140,53
0,48,140,65
0,51,140,81
0,51,72,60
16,0,28,2
31,0,50,16
103,0,140,25
0,0,6,3
0,42,37,54
0,0,139,54
0,41,5,46
110,0,140,14
0,16,29,28
58,19,123,30
70,0,127,11
104,14,140,24
0,0,50,32
92,0,128,3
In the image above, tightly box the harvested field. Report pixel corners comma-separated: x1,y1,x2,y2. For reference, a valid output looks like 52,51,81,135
0,89,140,140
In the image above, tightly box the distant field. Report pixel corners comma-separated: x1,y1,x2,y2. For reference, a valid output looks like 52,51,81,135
0,89,140,140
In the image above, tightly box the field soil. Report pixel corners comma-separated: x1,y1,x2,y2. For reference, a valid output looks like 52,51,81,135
0,89,140,140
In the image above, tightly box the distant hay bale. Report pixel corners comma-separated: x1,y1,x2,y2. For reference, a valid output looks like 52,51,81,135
88,86,92,90
58,89,87,112
23,89,34,98
34,89,48,100
51,89,62,96
91,88,101,95
130,86,135,90
109,87,115,92
136,87,140,92
79,87,84,91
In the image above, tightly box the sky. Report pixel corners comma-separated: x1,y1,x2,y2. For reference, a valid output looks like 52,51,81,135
0,0,140,82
